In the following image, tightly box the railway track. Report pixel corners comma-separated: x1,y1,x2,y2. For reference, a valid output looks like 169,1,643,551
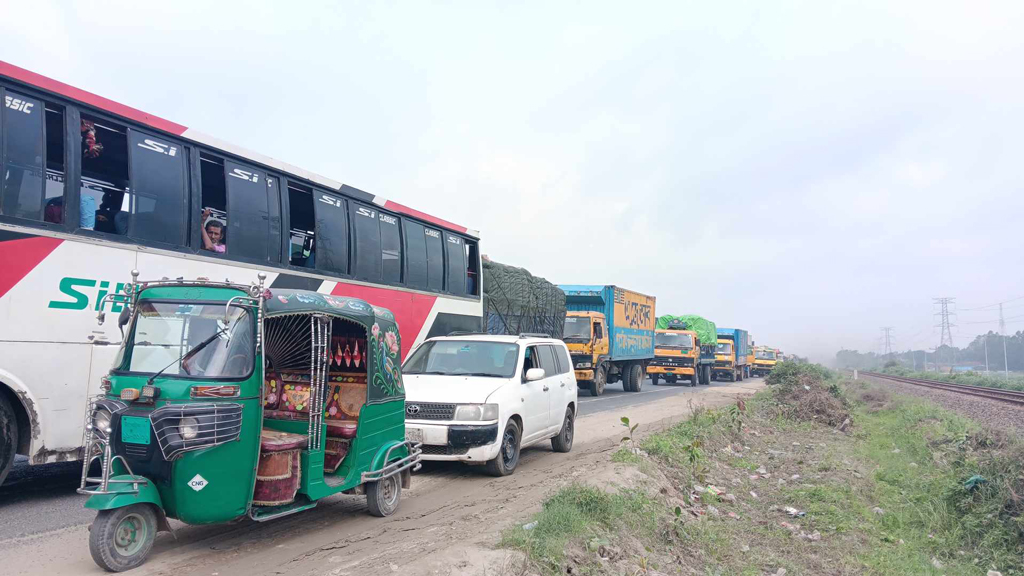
862,372,1024,407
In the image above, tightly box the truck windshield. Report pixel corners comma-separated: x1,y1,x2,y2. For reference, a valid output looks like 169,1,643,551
756,350,776,360
716,342,733,354
118,301,254,379
655,332,693,349
562,317,591,340
403,341,520,378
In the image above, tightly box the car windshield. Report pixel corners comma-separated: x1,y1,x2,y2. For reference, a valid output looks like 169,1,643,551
756,350,776,360
119,301,254,379
716,342,733,354
655,332,693,349
563,317,591,340
403,340,520,378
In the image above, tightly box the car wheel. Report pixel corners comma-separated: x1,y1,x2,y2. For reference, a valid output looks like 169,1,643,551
485,419,522,476
551,408,574,453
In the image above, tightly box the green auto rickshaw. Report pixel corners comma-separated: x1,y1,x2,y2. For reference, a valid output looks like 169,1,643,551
79,272,420,572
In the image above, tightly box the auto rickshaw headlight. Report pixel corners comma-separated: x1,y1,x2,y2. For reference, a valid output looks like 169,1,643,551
92,408,113,435
179,417,200,440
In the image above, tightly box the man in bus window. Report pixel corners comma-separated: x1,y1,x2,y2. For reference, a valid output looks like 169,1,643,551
201,208,226,253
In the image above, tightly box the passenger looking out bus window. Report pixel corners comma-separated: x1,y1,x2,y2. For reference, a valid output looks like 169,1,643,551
201,208,226,253
79,115,129,235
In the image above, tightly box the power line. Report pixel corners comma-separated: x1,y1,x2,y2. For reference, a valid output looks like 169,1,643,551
958,295,1024,311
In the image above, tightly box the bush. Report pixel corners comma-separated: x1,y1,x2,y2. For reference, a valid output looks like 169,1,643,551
764,363,850,427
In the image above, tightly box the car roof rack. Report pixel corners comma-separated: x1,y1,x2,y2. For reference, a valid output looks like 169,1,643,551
446,331,487,337
518,332,551,339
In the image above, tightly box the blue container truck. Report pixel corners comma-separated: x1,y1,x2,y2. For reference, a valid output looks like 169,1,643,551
559,285,656,396
713,327,750,382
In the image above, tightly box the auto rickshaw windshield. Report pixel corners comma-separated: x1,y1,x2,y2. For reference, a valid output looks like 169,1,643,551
116,301,255,379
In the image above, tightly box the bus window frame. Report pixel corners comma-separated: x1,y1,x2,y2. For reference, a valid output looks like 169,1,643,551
0,82,74,234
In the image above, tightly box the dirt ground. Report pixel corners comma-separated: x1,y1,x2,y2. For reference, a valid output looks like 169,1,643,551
0,380,763,576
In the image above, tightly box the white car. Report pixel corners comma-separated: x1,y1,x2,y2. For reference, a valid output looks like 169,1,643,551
402,333,577,476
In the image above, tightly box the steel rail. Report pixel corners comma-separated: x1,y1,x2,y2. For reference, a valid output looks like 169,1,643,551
862,372,1024,407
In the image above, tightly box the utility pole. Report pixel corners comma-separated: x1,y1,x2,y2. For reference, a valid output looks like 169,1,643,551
881,327,894,360
1000,303,1009,379
984,332,990,374
934,297,956,369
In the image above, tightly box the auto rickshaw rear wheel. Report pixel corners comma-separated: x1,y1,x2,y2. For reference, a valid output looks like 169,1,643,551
366,472,402,517
89,503,158,572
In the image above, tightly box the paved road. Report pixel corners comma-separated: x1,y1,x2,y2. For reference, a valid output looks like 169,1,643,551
0,375,763,542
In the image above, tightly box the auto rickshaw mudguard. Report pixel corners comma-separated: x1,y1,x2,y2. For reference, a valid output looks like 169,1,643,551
84,475,163,511
368,440,413,488
84,475,174,532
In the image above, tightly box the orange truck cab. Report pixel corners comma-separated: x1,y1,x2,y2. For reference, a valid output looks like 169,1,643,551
648,329,700,386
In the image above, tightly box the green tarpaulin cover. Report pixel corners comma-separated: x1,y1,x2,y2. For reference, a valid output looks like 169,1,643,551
483,257,566,338
656,315,718,347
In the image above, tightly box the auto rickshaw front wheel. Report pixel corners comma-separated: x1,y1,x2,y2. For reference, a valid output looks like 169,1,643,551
89,504,158,572
366,473,402,517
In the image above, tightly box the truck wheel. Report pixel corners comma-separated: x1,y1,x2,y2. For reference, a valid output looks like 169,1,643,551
551,407,574,453
629,364,643,392
366,472,402,517
485,419,521,476
651,374,659,386
0,393,17,486
89,504,158,572
589,367,607,397
703,366,711,385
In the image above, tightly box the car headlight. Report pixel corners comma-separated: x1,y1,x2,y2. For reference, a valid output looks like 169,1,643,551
91,408,113,435
575,362,592,369
179,417,199,440
454,404,499,421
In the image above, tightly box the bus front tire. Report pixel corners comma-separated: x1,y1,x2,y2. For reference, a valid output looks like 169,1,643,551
366,472,402,517
89,504,158,572
0,393,17,486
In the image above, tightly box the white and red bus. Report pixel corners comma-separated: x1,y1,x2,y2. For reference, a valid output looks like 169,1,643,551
0,61,483,484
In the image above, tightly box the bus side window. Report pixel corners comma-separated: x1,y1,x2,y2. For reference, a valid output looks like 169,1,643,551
1,90,65,223
287,181,316,268
199,153,227,254
404,221,428,289
128,129,185,245
79,114,130,235
466,241,479,296
380,210,402,284
224,159,271,261
444,233,466,295
313,191,348,275
350,202,382,282
424,226,444,292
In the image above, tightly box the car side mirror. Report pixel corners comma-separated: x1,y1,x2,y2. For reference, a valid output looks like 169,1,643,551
525,368,546,382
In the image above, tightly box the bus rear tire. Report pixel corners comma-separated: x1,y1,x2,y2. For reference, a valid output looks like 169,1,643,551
0,393,17,487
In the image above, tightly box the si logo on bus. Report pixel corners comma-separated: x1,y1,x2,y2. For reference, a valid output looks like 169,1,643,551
48,277,127,312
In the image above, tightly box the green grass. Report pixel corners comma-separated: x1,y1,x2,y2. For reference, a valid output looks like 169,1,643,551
880,365,1024,392
499,484,661,575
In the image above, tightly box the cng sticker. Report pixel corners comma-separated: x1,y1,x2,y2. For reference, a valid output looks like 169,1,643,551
188,474,209,492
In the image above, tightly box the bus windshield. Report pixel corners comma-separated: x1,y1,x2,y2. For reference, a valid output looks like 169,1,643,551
716,342,733,355
117,301,254,379
562,317,591,341
655,332,693,349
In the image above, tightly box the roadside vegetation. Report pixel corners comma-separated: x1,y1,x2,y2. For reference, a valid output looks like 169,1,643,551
500,364,1024,575
878,363,1024,392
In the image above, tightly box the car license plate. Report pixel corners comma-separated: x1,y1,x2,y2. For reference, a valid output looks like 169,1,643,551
406,427,423,444
121,416,151,445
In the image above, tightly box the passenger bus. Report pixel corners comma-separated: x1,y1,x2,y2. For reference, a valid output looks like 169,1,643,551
0,60,482,484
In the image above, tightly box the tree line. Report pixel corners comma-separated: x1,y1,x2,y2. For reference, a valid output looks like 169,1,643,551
835,330,1024,372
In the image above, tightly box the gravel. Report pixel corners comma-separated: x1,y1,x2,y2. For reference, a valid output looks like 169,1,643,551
862,375,1024,435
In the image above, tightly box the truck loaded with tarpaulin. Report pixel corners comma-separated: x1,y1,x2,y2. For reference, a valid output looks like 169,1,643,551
482,257,566,338
650,315,717,386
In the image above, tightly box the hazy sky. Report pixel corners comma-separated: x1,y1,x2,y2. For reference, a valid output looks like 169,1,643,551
4,1,1023,362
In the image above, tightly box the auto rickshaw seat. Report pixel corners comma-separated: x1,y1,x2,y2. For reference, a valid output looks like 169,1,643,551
259,428,306,452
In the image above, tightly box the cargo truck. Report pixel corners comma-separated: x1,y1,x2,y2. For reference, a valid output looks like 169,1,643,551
751,346,778,377
560,285,656,396
713,327,749,382
648,315,717,387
